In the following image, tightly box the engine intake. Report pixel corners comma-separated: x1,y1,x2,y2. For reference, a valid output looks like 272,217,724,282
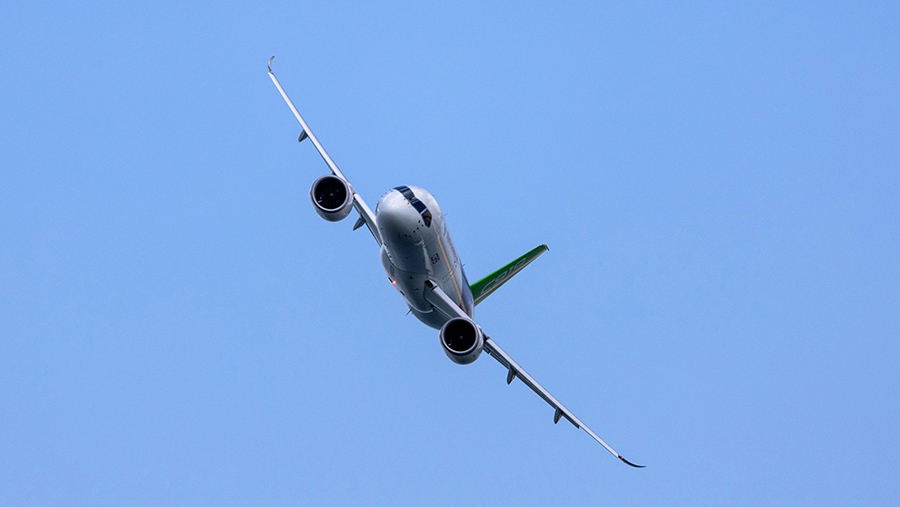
439,318,484,365
310,175,353,221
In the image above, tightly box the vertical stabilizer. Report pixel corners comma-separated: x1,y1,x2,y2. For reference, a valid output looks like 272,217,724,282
469,244,548,306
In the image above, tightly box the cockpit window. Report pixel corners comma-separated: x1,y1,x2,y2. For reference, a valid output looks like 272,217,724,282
393,186,432,227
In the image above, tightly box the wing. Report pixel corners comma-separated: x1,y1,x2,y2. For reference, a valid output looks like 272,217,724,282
482,338,644,467
267,56,381,246
422,281,644,467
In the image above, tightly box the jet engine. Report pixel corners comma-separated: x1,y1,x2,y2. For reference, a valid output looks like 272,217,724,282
439,318,484,365
310,175,353,221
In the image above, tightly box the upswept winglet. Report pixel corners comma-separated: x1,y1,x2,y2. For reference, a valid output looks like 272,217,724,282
620,456,645,468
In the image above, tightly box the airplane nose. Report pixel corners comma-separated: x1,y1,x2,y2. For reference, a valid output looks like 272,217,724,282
377,192,424,244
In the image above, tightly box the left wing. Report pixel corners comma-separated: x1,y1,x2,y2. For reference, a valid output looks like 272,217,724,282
267,56,381,246
423,281,644,467
482,338,644,467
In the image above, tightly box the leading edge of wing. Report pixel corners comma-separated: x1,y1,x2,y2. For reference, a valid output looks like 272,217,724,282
482,337,645,468
422,281,644,468
267,56,345,181
267,56,380,246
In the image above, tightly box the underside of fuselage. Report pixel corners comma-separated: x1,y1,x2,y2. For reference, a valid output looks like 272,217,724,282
376,185,474,328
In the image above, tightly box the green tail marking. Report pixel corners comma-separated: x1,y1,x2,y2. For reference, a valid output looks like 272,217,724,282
469,244,549,306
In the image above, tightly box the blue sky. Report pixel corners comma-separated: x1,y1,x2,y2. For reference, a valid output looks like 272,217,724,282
2,1,898,505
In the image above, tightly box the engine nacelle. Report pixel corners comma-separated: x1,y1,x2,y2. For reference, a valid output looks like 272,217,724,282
439,318,484,365
310,175,353,221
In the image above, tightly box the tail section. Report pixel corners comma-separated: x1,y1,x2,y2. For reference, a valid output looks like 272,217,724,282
469,244,548,306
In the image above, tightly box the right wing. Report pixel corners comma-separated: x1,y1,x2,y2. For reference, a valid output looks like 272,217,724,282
267,56,381,247
423,281,644,467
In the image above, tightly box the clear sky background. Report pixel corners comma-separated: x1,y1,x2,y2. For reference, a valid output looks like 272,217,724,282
2,1,898,505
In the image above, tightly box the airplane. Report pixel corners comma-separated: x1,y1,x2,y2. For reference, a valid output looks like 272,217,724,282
267,56,643,468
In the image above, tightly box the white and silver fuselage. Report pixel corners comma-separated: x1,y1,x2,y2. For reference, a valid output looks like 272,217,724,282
376,186,474,328
267,59,644,467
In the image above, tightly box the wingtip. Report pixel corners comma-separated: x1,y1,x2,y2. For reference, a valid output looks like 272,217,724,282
619,455,646,468
267,55,275,72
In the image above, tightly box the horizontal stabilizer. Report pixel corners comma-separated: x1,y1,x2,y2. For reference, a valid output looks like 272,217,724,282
469,244,548,306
